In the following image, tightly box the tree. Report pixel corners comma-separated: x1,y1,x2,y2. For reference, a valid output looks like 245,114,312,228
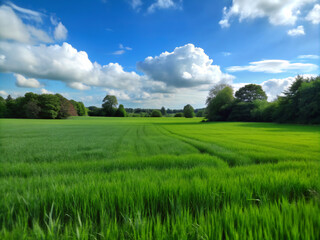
206,84,232,105
174,112,183,117
151,110,162,117
102,95,118,116
206,85,234,121
160,106,166,116
0,96,6,118
235,84,267,102
115,104,127,117
183,104,194,118
196,110,204,117
24,101,41,119
38,94,60,119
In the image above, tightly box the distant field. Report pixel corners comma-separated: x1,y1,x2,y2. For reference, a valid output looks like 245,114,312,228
0,117,319,239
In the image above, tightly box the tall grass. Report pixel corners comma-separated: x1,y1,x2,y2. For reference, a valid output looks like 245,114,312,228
0,117,319,239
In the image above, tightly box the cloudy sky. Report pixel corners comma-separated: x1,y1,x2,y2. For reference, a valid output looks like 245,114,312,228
0,0,319,108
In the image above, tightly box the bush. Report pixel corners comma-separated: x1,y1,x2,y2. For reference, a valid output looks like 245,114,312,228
115,104,127,117
151,110,162,117
174,112,184,117
183,104,194,118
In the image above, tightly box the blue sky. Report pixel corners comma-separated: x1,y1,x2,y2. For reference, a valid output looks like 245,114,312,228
0,0,319,108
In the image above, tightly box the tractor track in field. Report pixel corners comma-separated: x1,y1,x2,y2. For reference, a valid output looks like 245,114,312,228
155,125,252,167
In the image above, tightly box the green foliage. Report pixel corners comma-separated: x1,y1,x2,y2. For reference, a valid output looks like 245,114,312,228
228,102,255,121
160,106,166,116
102,95,118,116
174,112,184,117
38,94,60,119
206,85,234,121
0,96,6,118
196,110,204,117
115,104,127,117
183,104,194,118
0,118,319,239
235,84,267,102
151,110,162,117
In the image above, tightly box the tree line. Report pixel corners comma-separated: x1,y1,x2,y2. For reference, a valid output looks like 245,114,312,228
0,92,87,119
205,75,320,124
87,95,203,118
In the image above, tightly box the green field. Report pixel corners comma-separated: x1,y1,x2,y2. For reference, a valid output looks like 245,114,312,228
0,117,319,239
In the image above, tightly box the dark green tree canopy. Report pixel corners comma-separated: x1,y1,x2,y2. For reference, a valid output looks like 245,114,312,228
206,85,234,121
151,110,162,117
115,104,127,117
160,106,166,116
206,84,232,105
235,84,267,102
102,95,118,116
183,104,194,118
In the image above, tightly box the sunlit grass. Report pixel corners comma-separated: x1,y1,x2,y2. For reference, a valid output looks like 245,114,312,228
0,117,319,239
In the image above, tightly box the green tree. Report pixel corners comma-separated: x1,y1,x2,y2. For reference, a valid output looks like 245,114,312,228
235,84,267,102
160,106,166,116
174,112,183,117
196,110,204,117
151,110,162,117
115,104,127,117
38,94,60,119
102,95,118,116
0,96,6,118
206,85,234,121
183,104,194,118
24,101,41,119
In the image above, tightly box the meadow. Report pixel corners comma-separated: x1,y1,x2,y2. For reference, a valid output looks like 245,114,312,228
0,117,319,239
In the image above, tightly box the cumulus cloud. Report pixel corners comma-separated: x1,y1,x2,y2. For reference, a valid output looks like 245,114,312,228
137,44,234,88
54,22,68,40
219,0,315,28
0,41,141,91
306,4,320,24
147,0,181,13
67,82,91,90
14,73,41,88
41,88,54,94
227,59,317,73
287,25,305,36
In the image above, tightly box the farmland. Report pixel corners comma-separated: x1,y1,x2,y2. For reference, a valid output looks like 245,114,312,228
0,117,319,239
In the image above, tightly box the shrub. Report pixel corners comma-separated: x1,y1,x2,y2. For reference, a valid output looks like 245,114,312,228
151,110,162,117
174,112,184,117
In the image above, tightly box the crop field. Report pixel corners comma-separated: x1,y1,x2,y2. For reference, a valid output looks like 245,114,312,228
0,117,319,239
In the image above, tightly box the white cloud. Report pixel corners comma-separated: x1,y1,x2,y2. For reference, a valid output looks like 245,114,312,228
67,82,91,90
14,73,41,88
227,59,317,73
54,22,68,41
0,90,8,97
298,54,319,59
130,0,143,11
41,88,53,94
0,4,53,43
219,0,315,28
0,42,141,91
222,52,231,56
105,89,131,100
0,5,30,43
7,2,43,22
113,44,132,55
137,44,234,88
113,49,126,55
287,25,305,36
147,0,181,13
306,4,320,24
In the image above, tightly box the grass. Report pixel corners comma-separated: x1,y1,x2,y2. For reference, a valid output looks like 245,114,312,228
0,117,319,239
